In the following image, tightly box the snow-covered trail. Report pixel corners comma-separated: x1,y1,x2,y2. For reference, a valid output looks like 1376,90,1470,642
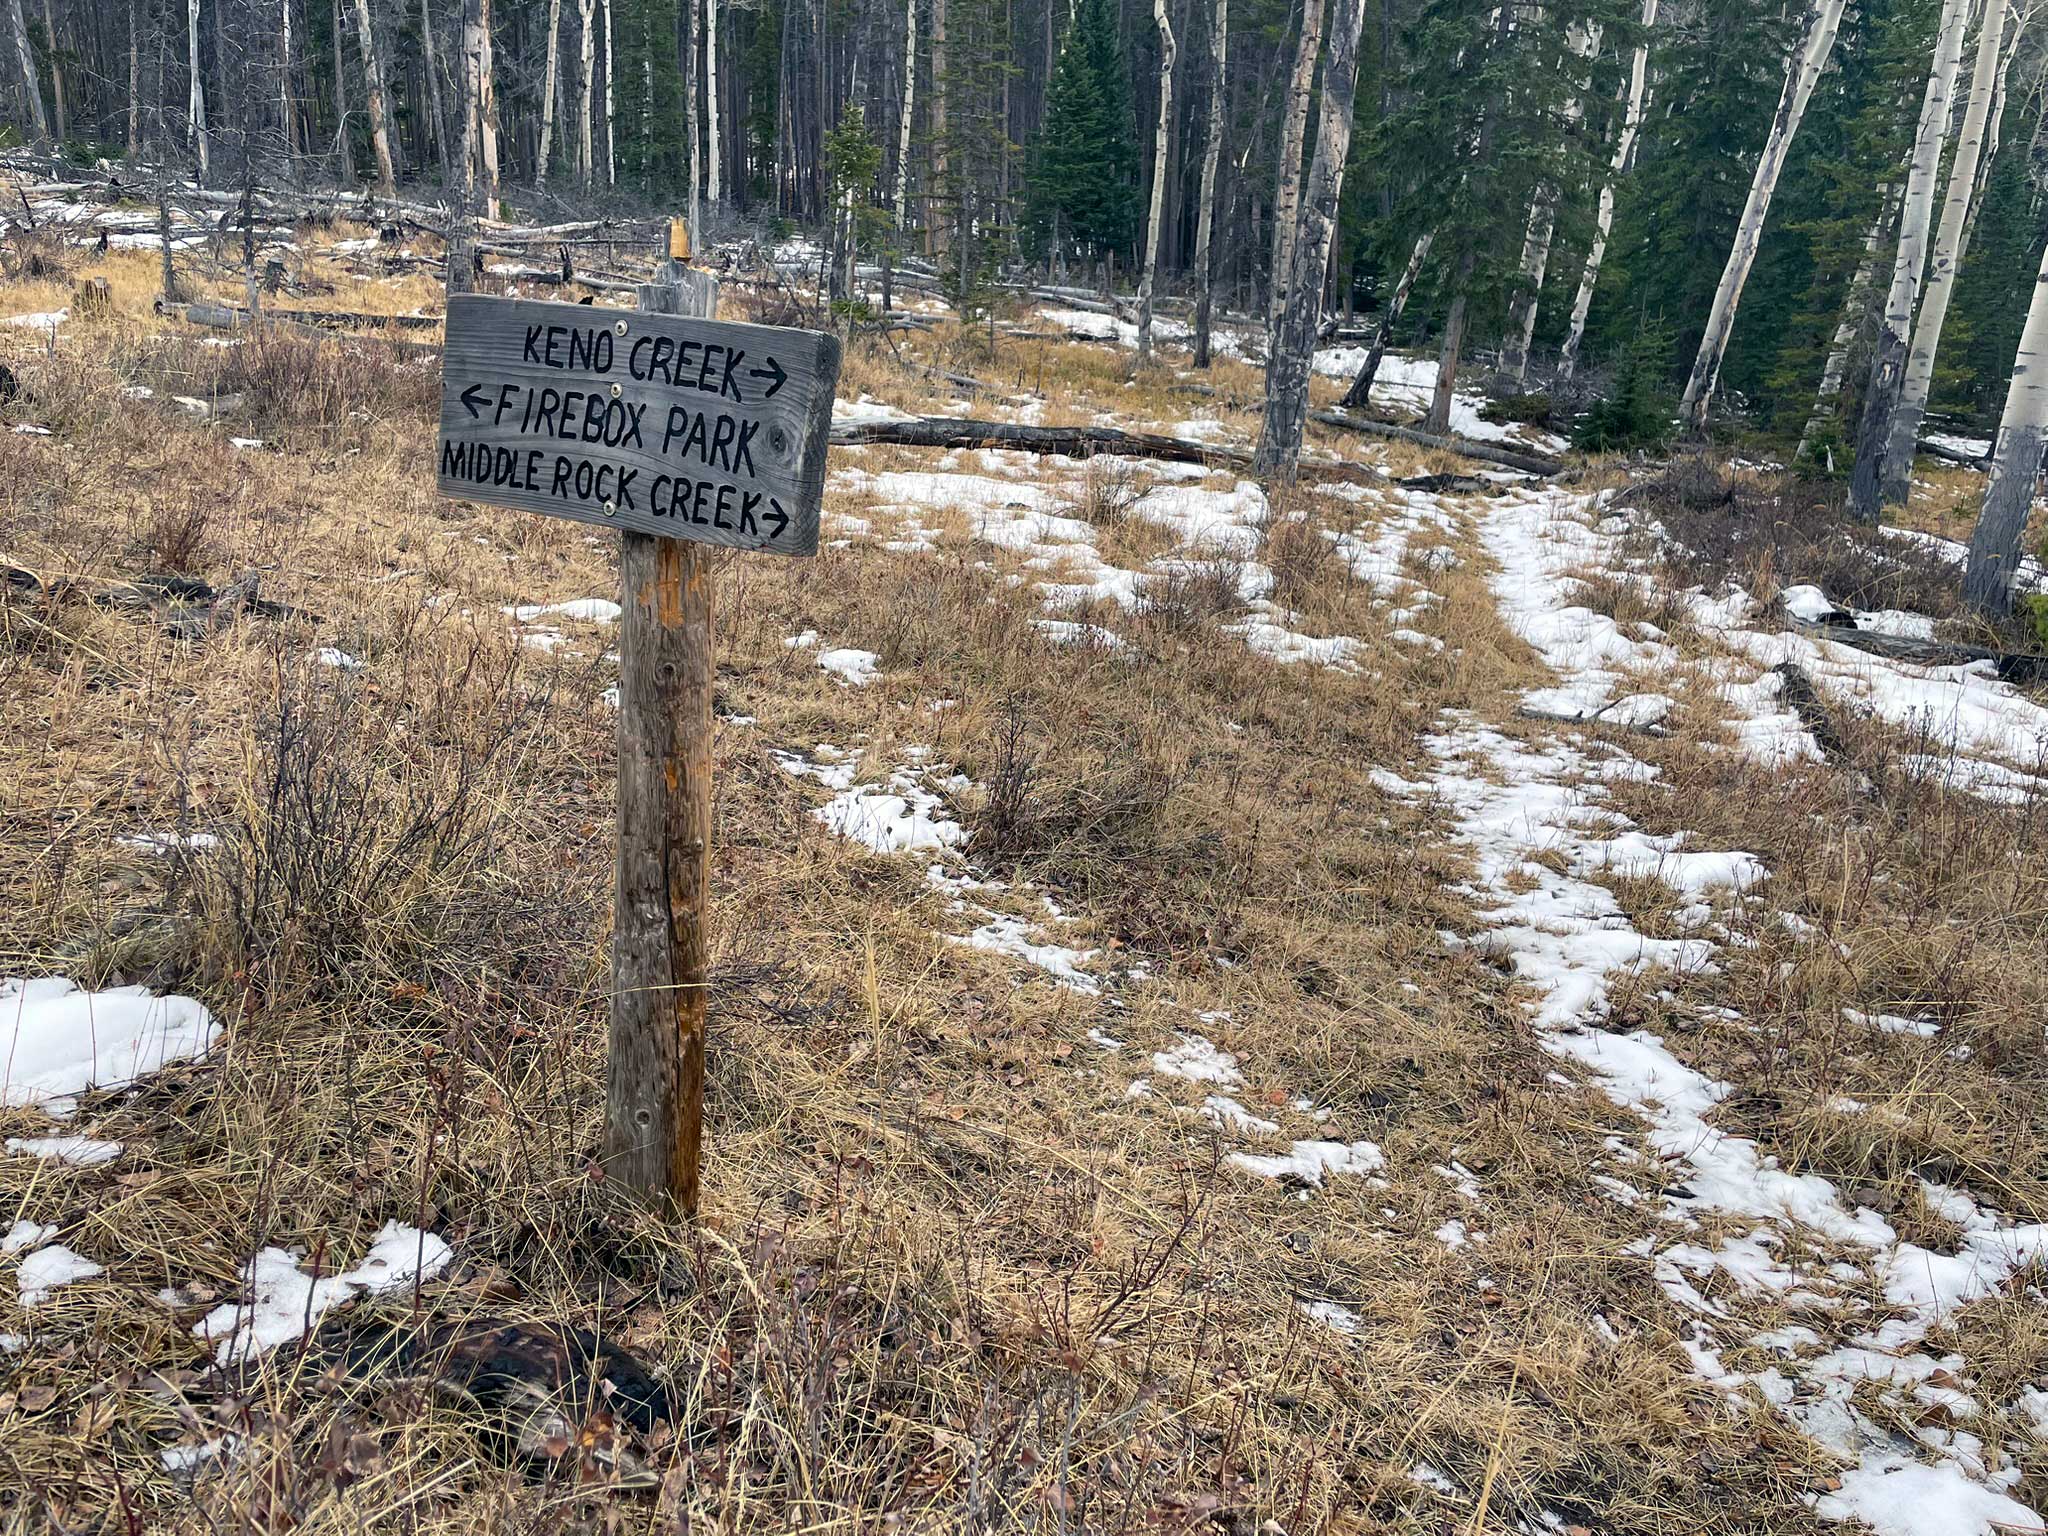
1372,482,2048,1536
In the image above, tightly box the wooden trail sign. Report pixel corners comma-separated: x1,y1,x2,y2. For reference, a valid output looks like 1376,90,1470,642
437,265,840,1216
437,288,840,555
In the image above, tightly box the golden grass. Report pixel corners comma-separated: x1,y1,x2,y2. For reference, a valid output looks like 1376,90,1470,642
2,240,2046,1532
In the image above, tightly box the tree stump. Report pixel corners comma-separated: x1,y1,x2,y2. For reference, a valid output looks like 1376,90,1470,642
72,277,112,319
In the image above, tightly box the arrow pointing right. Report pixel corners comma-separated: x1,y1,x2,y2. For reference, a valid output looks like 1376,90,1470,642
763,497,789,540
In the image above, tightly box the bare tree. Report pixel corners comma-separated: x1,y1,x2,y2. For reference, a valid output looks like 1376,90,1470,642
1797,185,1897,463
1842,0,1972,514
1266,0,1327,344
1557,0,1657,386
1677,0,1850,433
1191,0,1226,368
1255,0,1368,478
1964,243,2048,613
1339,229,1430,407
189,0,210,176
1499,18,1600,387
1135,0,1177,360
1878,0,2030,510
353,0,401,192
536,0,562,186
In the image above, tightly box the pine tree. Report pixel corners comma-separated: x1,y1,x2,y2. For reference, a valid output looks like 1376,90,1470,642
1025,0,1137,264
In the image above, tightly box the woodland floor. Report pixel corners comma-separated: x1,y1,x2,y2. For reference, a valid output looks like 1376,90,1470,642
5,218,2048,1536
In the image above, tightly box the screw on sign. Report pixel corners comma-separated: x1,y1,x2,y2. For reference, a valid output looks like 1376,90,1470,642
436,263,842,1216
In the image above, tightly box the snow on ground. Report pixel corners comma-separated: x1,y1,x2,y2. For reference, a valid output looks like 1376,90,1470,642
832,455,1368,669
7,1134,122,1166
1310,349,1571,454
0,978,221,1116
1371,479,2048,1533
195,1223,452,1366
2,310,66,332
16,1245,102,1306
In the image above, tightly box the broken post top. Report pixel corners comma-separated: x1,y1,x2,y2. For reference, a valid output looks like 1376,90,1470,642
437,292,841,556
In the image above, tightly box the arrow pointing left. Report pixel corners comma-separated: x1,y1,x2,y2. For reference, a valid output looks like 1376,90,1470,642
460,383,490,419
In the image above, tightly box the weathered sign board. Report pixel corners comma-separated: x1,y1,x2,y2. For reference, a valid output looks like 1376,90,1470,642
437,292,841,555
435,272,841,1218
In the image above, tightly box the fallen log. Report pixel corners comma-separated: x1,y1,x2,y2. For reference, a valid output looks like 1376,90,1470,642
1310,408,1564,477
1915,436,1988,469
828,415,1381,486
1790,615,2048,687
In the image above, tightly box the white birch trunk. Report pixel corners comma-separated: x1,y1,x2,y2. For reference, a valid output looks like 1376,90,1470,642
1339,228,1431,407
577,0,595,185
451,0,482,297
1964,239,2048,613
39,0,59,142
894,0,916,227
537,0,562,186
1135,0,1176,361
1254,0,1368,478
602,0,616,186
353,0,399,194
1557,0,1657,386
1677,0,1850,432
1191,0,1226,368
688,0,701,231
281,0,295,156
1266,0,1327,345
705,0,721,203
1881,0,2022,506
187,0,208,176
127,0,140,156
1797,184,1896,462
1499,19,1599,386
1843,0,1971,515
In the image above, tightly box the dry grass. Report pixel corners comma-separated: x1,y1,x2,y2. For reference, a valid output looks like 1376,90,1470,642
4,246,2048,1534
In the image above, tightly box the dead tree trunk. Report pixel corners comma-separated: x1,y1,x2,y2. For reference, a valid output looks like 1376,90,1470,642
1558,0,1657,385
1191,0,1227,368
353,0,401,194
577,0,595,184
5,0,44,144
1253,0,1368,480
187,0,209,177
1964,239,2048,614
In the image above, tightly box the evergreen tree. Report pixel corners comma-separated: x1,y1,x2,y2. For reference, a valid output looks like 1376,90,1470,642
1025,0,1137,263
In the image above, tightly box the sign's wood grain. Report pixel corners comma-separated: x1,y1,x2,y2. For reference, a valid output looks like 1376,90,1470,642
436,292,840,556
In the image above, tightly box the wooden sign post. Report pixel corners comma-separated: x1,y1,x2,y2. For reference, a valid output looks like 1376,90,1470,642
438,266,841,1214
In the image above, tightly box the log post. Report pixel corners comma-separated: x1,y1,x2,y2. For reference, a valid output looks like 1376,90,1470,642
606,259,722,1214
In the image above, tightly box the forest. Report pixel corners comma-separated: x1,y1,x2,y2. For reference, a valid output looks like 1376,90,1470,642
15,1,2048,1531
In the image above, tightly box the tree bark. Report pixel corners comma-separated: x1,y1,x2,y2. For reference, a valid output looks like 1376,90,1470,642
536,0,561,186
1676,0,1850,434
929,0,946,260
40,0,60,143
602,0,616,185
187,0,208,177
420,0,452,180
704,0,720,201
1135,0,1176,361
281,0,298,160
1797,183,1896,463
1559,0,1656,385
127,0,140,157
450,0,482,298
1253,0,1367,480
1339,228,1430,407
1880,0,2020,510
477,0,500,217
1426,247,1476,436
5,0,43,144
687,0,701,229
1191,0,1226,368
894,0,916,227
1265,0,1327,345
577,0,595,184
1844,0,1974,518
331,0,352,181
353,0,400,194
1499,19,1600,386
1964,240,2048,614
